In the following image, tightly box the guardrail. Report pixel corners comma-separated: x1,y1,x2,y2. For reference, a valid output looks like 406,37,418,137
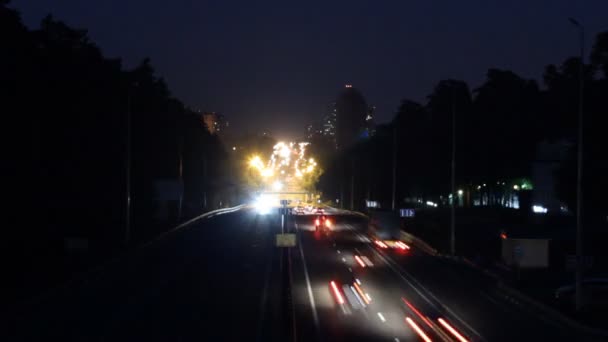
143,204,247,247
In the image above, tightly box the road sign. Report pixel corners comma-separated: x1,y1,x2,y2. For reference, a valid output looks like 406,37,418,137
276,233,296,247
400,209,415,217
565,255,593,271
513,245,524,262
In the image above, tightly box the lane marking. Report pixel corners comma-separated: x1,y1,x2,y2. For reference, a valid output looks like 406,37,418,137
377,312,386,322
295,222,321,338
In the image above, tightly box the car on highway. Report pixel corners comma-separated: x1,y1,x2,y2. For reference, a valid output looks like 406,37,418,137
315,207,324,215
293,206,305,214
314,215,332,232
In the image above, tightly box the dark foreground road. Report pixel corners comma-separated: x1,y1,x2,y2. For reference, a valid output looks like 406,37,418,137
4,207,595,341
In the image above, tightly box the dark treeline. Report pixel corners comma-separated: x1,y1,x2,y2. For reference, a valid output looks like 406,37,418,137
320,30,608,224
2,1,228,299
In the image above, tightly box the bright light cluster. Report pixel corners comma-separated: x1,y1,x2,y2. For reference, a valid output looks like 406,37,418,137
248,141,317,188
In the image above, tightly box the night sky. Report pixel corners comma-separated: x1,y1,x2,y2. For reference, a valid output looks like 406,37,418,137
13,0,608,140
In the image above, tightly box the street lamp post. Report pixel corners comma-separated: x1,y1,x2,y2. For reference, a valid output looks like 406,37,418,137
569,17,585,312
450,93,457,257
125,87,132,245
391,125,397,211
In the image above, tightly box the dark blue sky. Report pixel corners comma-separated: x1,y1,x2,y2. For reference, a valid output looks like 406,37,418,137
13,0,608,140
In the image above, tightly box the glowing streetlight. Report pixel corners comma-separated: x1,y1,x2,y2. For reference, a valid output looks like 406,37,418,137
273,181,283,191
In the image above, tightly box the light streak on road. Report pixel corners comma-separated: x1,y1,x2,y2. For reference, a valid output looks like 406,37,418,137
355,278,361,285
405,317,433,342
395,241,410,250
402,297,433,328
361,256,374,266
353,283,370,304
377,312,386,322
354,255,366,267
438,318,469,342
330,281,345,304
374,240,388,248
350,286,366,308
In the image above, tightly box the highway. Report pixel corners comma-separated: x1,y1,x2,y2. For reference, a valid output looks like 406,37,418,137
5,207,590,341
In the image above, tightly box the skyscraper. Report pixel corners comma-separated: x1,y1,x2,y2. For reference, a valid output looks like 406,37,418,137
335,84,368,150
322,102,338,149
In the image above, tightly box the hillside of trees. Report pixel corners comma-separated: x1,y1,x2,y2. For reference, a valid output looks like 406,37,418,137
2,1,229,302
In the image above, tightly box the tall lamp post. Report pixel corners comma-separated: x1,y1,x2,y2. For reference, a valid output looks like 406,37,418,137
125,87,132,245
568,17,585,312
450,96,456,257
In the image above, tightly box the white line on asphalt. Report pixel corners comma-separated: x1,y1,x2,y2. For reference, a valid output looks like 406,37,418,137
295,222,321,338
342,257,346,262
377,312,386,322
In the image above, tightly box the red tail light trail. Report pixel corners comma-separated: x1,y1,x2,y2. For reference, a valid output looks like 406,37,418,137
402,298,433,328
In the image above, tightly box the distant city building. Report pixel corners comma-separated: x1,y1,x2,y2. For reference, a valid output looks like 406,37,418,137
322,103,338,148
335,84,368,150
306,122,323,140
201,112,228,135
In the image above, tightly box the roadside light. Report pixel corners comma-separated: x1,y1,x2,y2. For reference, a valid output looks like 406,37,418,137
272,181,283,191
513,185,520,190
457,189,464,196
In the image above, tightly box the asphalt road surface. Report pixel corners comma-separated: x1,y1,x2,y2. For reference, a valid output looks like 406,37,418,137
5,207,594,341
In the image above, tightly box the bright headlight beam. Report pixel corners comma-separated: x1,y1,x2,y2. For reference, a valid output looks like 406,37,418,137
330,281,344,304
353,283,369,304
354,255,366,267
350,286,366,308
438,318,469,342
405,317,432,342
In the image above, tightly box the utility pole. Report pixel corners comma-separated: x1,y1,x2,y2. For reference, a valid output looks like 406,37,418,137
450,94,456,257
124,89,132,245
569,17,585,312
350,158,355,210
203,153,208,210
391,125,397,211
